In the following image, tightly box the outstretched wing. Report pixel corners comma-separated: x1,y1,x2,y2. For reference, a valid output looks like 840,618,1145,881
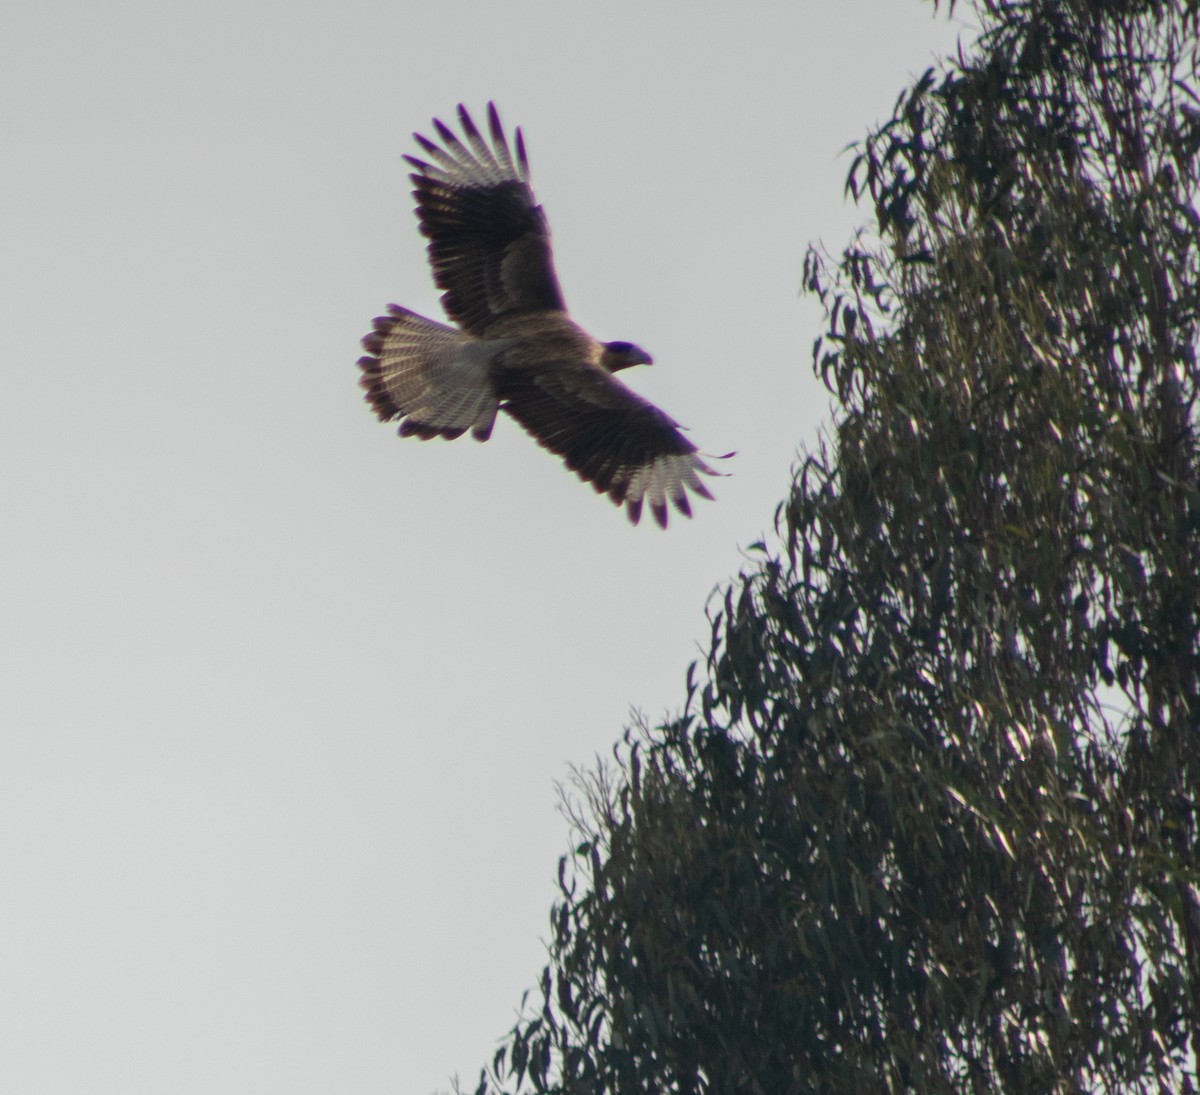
500,367,718,528
406,103,565,335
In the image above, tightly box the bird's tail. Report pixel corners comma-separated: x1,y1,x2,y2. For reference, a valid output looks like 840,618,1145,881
358,305,501,441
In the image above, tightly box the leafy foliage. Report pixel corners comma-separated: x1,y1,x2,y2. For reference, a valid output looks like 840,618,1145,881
467,2,1200,1091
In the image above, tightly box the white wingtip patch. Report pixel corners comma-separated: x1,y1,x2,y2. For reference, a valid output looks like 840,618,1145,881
412,103,527,191
621,453,721,528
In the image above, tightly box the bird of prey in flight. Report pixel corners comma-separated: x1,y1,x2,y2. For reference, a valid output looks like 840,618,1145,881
357,102,721,527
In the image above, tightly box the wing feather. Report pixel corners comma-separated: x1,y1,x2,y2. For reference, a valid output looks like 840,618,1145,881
409,103,564,334
486,102,518,177
499,366,718,527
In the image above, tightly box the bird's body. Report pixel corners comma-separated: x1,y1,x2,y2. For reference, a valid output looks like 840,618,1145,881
358,103,720,527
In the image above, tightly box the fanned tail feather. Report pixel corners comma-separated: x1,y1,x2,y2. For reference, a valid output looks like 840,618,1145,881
358,305,499,441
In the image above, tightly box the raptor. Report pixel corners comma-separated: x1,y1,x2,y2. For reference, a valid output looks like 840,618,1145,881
358,103,721,527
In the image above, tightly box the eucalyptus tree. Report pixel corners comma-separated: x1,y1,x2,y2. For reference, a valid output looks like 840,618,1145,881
466,2,1200,1090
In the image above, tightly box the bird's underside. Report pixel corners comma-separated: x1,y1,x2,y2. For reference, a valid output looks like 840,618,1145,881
357,102,722,528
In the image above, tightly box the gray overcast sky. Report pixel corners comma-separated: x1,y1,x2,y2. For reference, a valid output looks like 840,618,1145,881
2,2,963,1092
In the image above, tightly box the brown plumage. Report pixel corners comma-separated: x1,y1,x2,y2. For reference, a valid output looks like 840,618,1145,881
357,102,721,528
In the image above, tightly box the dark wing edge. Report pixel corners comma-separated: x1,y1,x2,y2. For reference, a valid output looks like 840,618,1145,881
405,103,565,334
500,368,724,529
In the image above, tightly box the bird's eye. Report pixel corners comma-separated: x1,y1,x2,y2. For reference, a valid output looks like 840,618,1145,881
606,341,633,354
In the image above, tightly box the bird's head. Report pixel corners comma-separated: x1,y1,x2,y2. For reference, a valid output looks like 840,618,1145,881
601,340,653,372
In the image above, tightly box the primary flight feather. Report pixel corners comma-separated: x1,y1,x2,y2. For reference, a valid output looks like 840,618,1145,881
358,102,720,528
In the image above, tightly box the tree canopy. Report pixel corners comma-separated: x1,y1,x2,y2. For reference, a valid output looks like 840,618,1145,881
466,1,1200,1091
